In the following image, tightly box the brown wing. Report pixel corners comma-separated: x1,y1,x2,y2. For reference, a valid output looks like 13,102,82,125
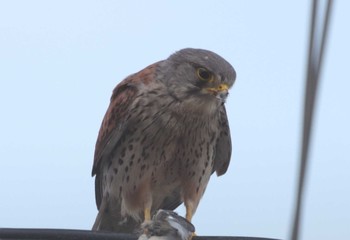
92,80,137,177
92,62,159,209
213,105,232,176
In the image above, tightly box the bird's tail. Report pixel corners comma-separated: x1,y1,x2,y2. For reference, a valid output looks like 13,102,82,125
92,198,139,233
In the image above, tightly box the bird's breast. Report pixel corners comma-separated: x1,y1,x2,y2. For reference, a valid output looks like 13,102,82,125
105,92,221,216
131,95,220,180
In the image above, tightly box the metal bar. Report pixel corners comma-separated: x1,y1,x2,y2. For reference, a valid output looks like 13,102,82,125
0,228,281,240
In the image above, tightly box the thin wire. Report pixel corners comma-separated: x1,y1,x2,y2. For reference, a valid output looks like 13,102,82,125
290,0,333,240
317,0,333,77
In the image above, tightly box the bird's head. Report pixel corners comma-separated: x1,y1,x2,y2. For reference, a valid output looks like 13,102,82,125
159,48,236,113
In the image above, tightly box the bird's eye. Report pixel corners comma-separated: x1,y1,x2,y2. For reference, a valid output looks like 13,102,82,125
196,67,214,82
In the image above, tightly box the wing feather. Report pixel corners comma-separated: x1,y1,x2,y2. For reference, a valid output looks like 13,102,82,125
92,62,160,209
92,81,137,208
213,105,232,176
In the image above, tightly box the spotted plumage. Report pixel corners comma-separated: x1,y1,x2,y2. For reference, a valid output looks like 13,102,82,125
92,48,236,233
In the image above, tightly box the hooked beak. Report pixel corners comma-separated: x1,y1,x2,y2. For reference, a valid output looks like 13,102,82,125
205,83,229,102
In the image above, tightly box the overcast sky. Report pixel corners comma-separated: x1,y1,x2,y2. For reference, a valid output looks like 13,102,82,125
0,1,349,240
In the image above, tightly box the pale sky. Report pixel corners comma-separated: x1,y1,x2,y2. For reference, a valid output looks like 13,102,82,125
0,1,349,240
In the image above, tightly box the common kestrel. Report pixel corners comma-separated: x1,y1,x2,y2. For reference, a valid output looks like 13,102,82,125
92,48,236,233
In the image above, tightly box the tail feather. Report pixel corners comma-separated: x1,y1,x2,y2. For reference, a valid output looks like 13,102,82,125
92,198,139,233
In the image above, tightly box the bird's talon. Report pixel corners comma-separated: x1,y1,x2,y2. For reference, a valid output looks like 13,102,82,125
188,232,197,240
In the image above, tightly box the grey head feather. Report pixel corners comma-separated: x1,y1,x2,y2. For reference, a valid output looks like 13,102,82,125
157,48,236,108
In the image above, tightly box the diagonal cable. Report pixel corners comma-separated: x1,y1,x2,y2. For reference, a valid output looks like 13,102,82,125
290,0,334,240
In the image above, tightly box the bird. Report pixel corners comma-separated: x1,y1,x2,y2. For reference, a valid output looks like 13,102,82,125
138,209,195,240
91,48,236,233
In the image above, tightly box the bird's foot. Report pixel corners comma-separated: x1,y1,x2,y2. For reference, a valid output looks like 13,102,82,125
188,232,197,240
